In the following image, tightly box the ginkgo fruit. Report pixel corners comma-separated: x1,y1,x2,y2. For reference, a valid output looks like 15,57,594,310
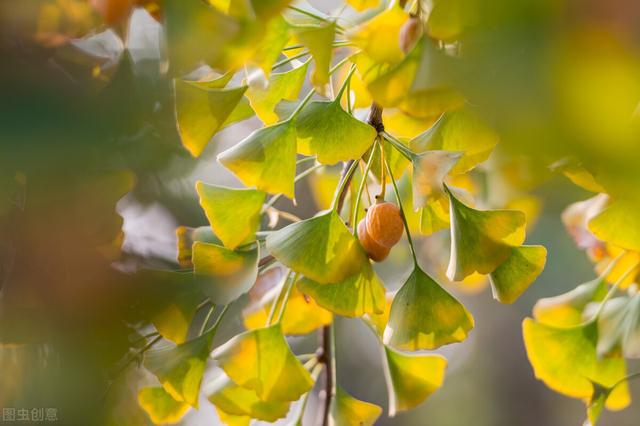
357,218,391,262
365,202,404,248
90,0,134,25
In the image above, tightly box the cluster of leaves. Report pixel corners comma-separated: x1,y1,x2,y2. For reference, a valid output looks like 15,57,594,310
39,0,640,425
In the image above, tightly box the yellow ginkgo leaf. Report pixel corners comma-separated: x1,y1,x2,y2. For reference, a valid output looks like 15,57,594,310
383,345,447,416
192,242,259,305
446,186,526,281
419,194,450,235
206,373,290,422
522,318,630,411
218,121,297,198
215,408,250,426
138,386,190,425
294,22,335,93
243,285,332,335
297,261,386,317
196,182,265,250
346,0,379,12
212,323,313,402
588,199,640,252
144,330,215,407
266,210,369,284
348,5,408,65
330,385,382,426
246,61,309,124
176,226,220,268
489,245,547,304
174,79,247,157
384,265,474,351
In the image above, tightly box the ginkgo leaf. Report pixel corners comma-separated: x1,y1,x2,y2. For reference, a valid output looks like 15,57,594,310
206,374,291,422
243,285,332,335
347,0,379,12
410,107,499,175
266,210,369,284
383,345,447,416
218,121,297,198
550,157,606,193
296,100,377,164
196,182,265,249
446,186,526,281
176,226,221,268
488,245,547,304
138,386,190,425
246,61,309,124
384,265,474,351
427,0,467,42
522,319,630,410
144,330,215,407
249,15,291,77
367,38,463,118
411,150,461,209
588,199,640,252
297,261,386,317
192,242,259,305
215,408,249,426
211,324,314,402
329,385,382,426
348,5,408,64
174,79,247,157
533,275,608,327
294,22,335,92
586,381,617,426
596,294,640,358
419,195,450,235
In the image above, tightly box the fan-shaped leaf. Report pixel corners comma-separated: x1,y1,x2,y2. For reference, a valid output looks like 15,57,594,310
138,386,190,425
266,210,369,284
348,5,408,64
144,330,215,407
446,186,526,281
383,346,447,416
329,386,382,426
419,195,450,235
296,100,377,164
384,266,474,350
175,80,247,157
196,182,265,250
411,151,461,209
522,319,629,410
192,242,259,305
218,121,297,198
212,324,313,402
206,374,290,422
176,226,221,268
297,261,385,317
246,61,309,124
294,23,335,92
588,200,640,252
489,245,547,304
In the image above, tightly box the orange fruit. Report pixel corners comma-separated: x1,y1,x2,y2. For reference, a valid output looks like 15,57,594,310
91,0,134,25
357,218,390,262
365,202,404,248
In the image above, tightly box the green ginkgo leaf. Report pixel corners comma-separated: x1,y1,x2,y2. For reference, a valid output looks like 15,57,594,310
144,330,215,407
383,345,447,416
246,61,309,124
384,265,474,351
175,80,247,157
192,242,259,305
446,186,526,281
138,386,190,425
297,261,385,317
196,182,265,250
329,385,382,426
588,200,640,252
522,319,630,410
296,101,377,165
426,0,468,42
410,107,499,175
266,210,369,284
176,226,221,268
419,195,450,235
206,374,291,422
294,22,336,92
488,245,547,304
211,324,313,402
411,150,461,209
218,121,297,198
533,275,608,327
596,294,640,358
